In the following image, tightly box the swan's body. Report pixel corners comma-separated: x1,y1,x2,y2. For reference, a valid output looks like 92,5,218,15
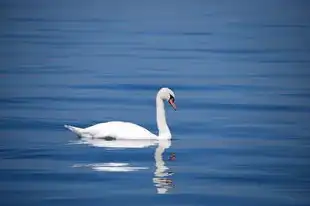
64,87,176,140
65,121,157,139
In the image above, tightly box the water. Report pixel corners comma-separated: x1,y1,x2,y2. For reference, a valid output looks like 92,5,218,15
1,0,310,205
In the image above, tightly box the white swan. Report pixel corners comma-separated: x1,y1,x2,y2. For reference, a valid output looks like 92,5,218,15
64,87,177,140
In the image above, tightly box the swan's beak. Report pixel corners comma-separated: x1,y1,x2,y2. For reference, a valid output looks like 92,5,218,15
168,99,177,110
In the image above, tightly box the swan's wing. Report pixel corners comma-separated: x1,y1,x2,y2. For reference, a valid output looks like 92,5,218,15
84,121,157,139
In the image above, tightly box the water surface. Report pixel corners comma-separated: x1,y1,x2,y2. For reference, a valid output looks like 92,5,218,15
1,0,310,205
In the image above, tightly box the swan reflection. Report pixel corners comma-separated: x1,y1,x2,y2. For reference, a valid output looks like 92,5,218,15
71,138,174,194
153,139,174,194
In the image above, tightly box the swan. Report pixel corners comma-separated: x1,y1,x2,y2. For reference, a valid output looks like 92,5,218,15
64,87,177,140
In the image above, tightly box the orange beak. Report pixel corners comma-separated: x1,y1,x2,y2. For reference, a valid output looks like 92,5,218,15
169,99,177,110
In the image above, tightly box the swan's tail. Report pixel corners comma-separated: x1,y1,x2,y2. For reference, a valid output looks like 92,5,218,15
64,124,85,138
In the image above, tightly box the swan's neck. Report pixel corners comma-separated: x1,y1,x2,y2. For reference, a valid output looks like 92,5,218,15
156,96,171,138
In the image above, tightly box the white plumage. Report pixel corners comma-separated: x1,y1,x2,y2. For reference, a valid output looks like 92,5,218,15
64,87,176,140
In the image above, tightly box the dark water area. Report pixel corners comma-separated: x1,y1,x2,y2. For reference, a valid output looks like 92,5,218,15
1,0,310,205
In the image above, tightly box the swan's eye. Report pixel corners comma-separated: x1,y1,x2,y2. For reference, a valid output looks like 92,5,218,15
169,94,175,102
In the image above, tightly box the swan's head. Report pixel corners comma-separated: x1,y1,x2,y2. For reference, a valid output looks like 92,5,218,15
158,87,177,110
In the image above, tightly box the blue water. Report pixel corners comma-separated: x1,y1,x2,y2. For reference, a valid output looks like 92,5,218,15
1,0,310,205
